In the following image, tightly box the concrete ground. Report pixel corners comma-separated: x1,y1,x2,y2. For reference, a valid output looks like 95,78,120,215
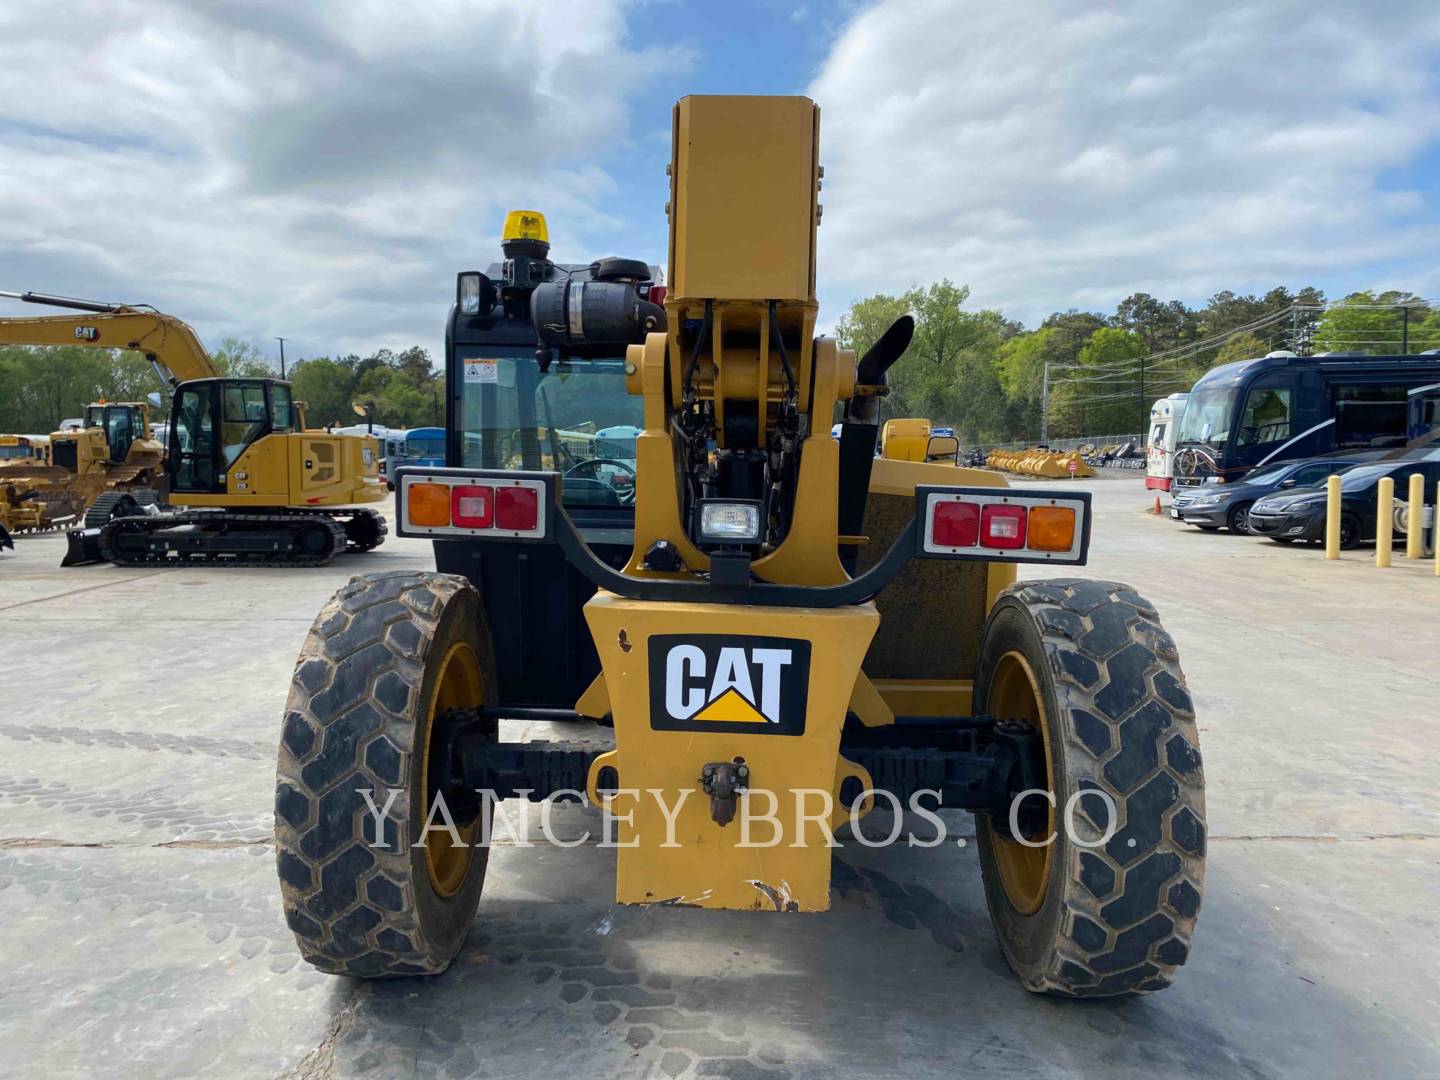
1,472,1437,1079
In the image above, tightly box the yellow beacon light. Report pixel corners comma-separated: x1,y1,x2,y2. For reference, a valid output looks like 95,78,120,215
502,210,549,244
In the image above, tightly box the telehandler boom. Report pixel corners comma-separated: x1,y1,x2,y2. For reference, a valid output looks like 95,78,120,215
275,96,1204,998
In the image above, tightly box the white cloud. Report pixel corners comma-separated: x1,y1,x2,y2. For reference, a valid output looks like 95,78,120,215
0,0,679,360
809,0,1440,324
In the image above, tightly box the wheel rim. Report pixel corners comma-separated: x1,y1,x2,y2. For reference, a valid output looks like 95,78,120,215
420,641,484,897
986,650,1055,915
1231,505,1249,532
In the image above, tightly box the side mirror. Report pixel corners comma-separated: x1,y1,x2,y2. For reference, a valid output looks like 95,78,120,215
1279,479,1296,488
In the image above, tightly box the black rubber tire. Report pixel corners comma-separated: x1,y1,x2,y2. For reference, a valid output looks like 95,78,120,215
275,571,498,977
1339,513,1361,550
974,579,1205,998
1225,501,1253,534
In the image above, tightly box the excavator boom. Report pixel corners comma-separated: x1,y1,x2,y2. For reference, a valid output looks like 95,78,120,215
0,290,218,386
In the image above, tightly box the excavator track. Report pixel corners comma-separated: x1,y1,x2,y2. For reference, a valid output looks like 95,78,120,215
99,511,349,567
316,507,388,552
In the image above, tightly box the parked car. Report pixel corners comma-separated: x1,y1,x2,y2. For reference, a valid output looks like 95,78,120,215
1171,453,1375,533
1247,452,1440,547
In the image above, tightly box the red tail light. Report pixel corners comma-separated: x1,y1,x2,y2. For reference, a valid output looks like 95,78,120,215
496,486,539,531
932,501,980,547
647,284,667,305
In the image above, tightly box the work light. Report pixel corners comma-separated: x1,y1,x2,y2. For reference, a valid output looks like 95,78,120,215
458,273,482,315
697,500,763,544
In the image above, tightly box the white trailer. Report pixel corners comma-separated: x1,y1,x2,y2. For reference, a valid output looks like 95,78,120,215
1146,393,1189,492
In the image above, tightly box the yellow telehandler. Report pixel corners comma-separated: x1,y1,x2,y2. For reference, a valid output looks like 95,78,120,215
274,97,1204,997
0,292,388,565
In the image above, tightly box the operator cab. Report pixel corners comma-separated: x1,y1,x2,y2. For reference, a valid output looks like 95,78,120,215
168,378,296,493
83,402,147,464
440,211,664,705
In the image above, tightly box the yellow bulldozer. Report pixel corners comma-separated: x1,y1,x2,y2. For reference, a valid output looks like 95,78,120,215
274,96,1204,998
0,434,53,536
0,396,166,533
0,291,388,566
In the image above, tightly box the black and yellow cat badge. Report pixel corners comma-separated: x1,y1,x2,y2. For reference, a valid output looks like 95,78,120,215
648,635,811,736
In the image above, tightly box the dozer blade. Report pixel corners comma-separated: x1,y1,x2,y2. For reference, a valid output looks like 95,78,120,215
61,527,104,566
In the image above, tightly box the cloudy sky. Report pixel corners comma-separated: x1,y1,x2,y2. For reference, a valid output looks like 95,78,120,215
1,0,1438,365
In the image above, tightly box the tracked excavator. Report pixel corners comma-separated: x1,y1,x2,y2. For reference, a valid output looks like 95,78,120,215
0,292,388,566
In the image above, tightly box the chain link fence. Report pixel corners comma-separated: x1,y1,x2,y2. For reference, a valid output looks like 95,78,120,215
956,433,1144,454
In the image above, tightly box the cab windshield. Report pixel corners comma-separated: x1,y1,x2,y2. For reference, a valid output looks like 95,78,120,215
458,351,642,510
0,443,35,460
1176,386,1237,445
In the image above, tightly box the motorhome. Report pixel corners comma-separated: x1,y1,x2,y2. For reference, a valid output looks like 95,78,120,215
1145,393,1189,491
1174,351,1440,486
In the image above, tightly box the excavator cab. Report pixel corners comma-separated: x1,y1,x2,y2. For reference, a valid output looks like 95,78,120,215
168,378,295,493
82,402,149,465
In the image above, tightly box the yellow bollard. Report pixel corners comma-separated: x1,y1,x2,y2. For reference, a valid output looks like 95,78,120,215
1407,472,1424,560
1376,476,1393,568
1324,474,1342,559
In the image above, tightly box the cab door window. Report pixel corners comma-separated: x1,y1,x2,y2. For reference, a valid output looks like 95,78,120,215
270,384,294,432
222,385,270,465
172,386,217,491
105,406,136,462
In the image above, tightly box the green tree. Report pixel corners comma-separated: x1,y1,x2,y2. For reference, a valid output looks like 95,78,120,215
1214,331,1268,365
884,281,1012,438
996,328,1055,437
834,293,910,373
1049,328,1148,437
0,345,112,432
288,356,361,429
1312,291,1439,354
286,347,443,430
210,337,276,377
1112,293,1198,352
